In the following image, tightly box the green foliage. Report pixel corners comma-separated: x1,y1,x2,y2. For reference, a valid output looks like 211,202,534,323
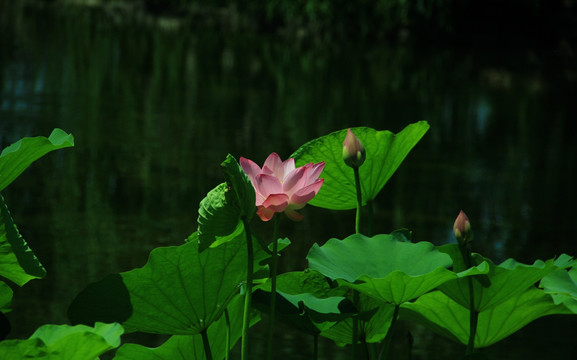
197,183,242,251
540,266,577,312
253,270,352,335
0,129,74,288
307,233,487,305
69,234,248,335
0,194,46,286
291,122,429,210
0,128,74,192
438,254,573,312
114,295,259,360
0,322,123,359
197,155,255,251
221,154,256,220
401,287,572,348
0,282,12,314
320,294,396,345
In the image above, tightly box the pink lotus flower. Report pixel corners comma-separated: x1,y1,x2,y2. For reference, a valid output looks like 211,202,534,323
240,153,325,222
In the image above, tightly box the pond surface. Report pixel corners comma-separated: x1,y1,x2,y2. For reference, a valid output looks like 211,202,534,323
1,2,577,359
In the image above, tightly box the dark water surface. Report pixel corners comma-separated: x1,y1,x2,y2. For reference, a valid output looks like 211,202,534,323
1,2,577,359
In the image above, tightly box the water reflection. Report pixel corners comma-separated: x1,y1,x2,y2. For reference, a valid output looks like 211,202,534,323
1,2,576,359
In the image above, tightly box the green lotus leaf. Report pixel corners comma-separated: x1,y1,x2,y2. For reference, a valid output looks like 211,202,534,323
197,182,241,251
540,267,577,313
253,270,352,335
0,194,46,286
400,287,572,348
307,233,483,305
291,122,429,210
114,294,259,360
0,322,123,359
69,233,247,335
0,281,13,313
320,294,396,346
221,154,256,220
0,128,74,192
439,255,573,312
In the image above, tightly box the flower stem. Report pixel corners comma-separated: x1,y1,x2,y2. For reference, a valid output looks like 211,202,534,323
201,328,213,360
353,167,363,234
266,213,281,360
240,216,254,360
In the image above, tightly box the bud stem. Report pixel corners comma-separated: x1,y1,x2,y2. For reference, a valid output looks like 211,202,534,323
458,241,478,355
353,167,363,235
351,166,363,359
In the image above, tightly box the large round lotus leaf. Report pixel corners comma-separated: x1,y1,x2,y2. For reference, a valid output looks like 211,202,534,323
69,233,248,335
114,295,259,360
291,122,429,210
0,322,123,359
308,233,459,304
401,287,572,348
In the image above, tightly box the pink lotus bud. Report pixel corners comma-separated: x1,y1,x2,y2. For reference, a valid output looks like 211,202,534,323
342,129,366,168
453,210,472,243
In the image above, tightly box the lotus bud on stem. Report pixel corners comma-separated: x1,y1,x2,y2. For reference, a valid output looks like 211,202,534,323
453,210,472,245
342,128,366,359
343,128,366,169
453,210,478,355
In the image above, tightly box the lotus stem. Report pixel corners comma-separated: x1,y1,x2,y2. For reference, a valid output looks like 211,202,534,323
352,166,363,359
313,333,319,360
201,328,213,360
366,199,374,236
266,213,280,360
353,167,363,234
240,216,254,360
379,305,400,360
459,242,478,355
225,308,231,360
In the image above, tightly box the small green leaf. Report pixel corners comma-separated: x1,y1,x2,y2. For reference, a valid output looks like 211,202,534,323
0,194,46,286
69,233,247,335
253,271,353,335
320,294,396,345
0,322,123,359
401,287,572,348
307,233,475,305
0,281,13,313
291,122,429,210
0,128,74,192
113,295,259,360
540,267,577,312
221,154,256,220
197,183,241,251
